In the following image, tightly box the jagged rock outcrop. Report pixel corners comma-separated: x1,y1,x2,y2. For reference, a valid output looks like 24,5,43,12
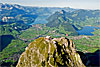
16,37,86,67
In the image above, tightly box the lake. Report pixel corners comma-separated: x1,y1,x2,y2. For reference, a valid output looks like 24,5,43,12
31,16,48,25
32,17,100,36
77,26,100,36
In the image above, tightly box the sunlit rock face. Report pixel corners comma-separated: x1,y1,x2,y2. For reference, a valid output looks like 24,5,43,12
16,37,85,67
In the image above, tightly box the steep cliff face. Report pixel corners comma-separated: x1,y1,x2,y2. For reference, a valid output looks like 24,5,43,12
16,37,86,67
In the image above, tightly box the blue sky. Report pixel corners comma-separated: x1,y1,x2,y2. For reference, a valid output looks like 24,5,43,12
0,0,100,9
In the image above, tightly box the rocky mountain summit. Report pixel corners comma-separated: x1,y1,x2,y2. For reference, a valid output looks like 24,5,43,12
16,36,89,67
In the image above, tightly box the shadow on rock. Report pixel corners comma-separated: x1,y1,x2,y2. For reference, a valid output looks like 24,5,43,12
78,49,100,67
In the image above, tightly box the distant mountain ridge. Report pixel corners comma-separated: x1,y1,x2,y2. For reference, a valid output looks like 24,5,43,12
0,3,24,9
46,9,100,35
0,3,37,24
47,9,100,25
0,3,77,24
46,10,78,35
1,3,100,25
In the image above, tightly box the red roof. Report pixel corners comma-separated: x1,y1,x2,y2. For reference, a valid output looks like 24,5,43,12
66,34,68,36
